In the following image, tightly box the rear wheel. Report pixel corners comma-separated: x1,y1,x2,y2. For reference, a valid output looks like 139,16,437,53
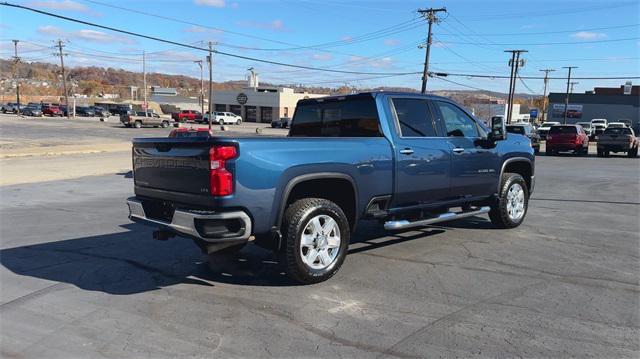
161,121,169,128
489,173,529,229
283,198,349,284
545,148,554,156
628,147,638,158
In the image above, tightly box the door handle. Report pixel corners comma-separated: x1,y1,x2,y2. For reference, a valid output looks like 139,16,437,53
400,148,414,155
452,147,465,154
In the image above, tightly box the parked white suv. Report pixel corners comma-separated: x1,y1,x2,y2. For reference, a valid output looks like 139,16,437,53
203,111,242,125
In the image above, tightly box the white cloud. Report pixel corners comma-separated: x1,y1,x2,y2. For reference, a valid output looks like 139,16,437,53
570,31,607,40
383,39,400,46
312,53,332,61
37,25,135,44
37,25,65,36
237,19,287,32
194,0,225,8
28,0,89,12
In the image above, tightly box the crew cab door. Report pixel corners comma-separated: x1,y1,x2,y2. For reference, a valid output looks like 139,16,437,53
432,100,499,198
389,97,451,207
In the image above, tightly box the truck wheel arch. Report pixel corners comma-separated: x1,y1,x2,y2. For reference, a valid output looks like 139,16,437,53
276,173,358,233
500,158,533,194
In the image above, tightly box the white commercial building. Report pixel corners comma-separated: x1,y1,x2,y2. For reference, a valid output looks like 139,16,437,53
210,87,326,123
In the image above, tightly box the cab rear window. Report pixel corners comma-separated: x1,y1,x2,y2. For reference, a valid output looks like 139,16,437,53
290,96,381,137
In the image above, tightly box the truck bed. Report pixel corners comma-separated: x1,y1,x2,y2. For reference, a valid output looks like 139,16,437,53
132,136,394,235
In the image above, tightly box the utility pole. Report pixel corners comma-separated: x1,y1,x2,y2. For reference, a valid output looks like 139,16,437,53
570,81,579,94
56,39,70,118
12,40,21,116
504,49,527,124
562,66,578,124
539,68,555,123
417,7,446,94
194,60,204,117
143,50,147,115
207,41,213,131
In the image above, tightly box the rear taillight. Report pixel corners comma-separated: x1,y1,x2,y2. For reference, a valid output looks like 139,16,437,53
209,146,237,196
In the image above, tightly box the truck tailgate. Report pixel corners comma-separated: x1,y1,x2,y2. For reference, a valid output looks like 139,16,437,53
133,139,211,195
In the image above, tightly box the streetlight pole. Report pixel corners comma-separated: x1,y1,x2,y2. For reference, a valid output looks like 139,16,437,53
539,68,555,123
207,41,213,132
194,60,204,118
562,66,578,124
12,40,21,116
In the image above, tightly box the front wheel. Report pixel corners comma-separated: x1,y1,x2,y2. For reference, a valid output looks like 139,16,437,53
489,173,529,229
283,198,350,284
134,121,142,128
236,119,242,125
628,147,638,158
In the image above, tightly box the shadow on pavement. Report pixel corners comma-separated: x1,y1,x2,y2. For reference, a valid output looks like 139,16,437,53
0,217,488,292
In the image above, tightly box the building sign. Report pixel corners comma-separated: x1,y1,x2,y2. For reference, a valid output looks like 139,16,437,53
236,93,248,105
551,103,583,119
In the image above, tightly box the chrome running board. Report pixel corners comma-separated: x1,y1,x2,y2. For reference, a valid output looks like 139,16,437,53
384,206,491,231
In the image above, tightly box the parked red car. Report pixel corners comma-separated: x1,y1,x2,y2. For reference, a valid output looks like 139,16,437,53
42,105,63,117
546,124,589,156
171,110,202,122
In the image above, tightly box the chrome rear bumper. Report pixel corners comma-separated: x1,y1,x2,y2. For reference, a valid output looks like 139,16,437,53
126,198,252,243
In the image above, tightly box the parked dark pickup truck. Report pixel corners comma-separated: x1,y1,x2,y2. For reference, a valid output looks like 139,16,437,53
127,92,535,283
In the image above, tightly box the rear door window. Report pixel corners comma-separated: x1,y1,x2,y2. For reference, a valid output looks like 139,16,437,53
391,98,438,137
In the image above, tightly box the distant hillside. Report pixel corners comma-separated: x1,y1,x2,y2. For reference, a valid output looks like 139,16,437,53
0,58,538,106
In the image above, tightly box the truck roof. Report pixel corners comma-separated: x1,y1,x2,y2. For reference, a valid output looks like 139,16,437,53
296,91,452,105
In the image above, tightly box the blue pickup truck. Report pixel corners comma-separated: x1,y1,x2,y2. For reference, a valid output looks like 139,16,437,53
127,92,535,283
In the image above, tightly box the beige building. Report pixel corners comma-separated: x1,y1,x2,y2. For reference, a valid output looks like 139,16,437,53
210,87,326,123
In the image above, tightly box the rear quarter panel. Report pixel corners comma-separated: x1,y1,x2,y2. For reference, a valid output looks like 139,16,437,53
226,137,394,234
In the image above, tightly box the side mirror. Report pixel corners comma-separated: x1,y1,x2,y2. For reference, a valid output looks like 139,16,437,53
489,116,507,142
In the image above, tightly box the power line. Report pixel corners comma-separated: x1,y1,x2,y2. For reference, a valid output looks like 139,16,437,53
84,0,423,53
456,2,637,21
439,37,640,46
435,23,639,37
0,2,422,76
434,72,640,80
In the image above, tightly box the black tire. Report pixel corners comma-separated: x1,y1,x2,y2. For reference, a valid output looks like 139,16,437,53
605,151,610,157
489,173,529,229
628,147,638,158
597,149,603,157
545,148,554,156
134,121,142,128
282,198,350,284
236,119,242,125
161,121,169,128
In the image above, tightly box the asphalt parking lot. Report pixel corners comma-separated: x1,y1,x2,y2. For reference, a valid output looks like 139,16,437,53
0,115,638,358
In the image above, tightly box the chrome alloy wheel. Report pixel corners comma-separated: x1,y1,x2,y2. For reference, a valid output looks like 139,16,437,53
300,215,341,270
506,183,526,221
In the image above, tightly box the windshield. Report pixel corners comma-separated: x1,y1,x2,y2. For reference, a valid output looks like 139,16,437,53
541,123,557,127
506,126,525,135
549,126,577,134
577,123,591,128
591,120,606,124
604,127,632,135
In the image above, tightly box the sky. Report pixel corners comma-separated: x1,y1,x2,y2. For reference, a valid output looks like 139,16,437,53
0,0,639,95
